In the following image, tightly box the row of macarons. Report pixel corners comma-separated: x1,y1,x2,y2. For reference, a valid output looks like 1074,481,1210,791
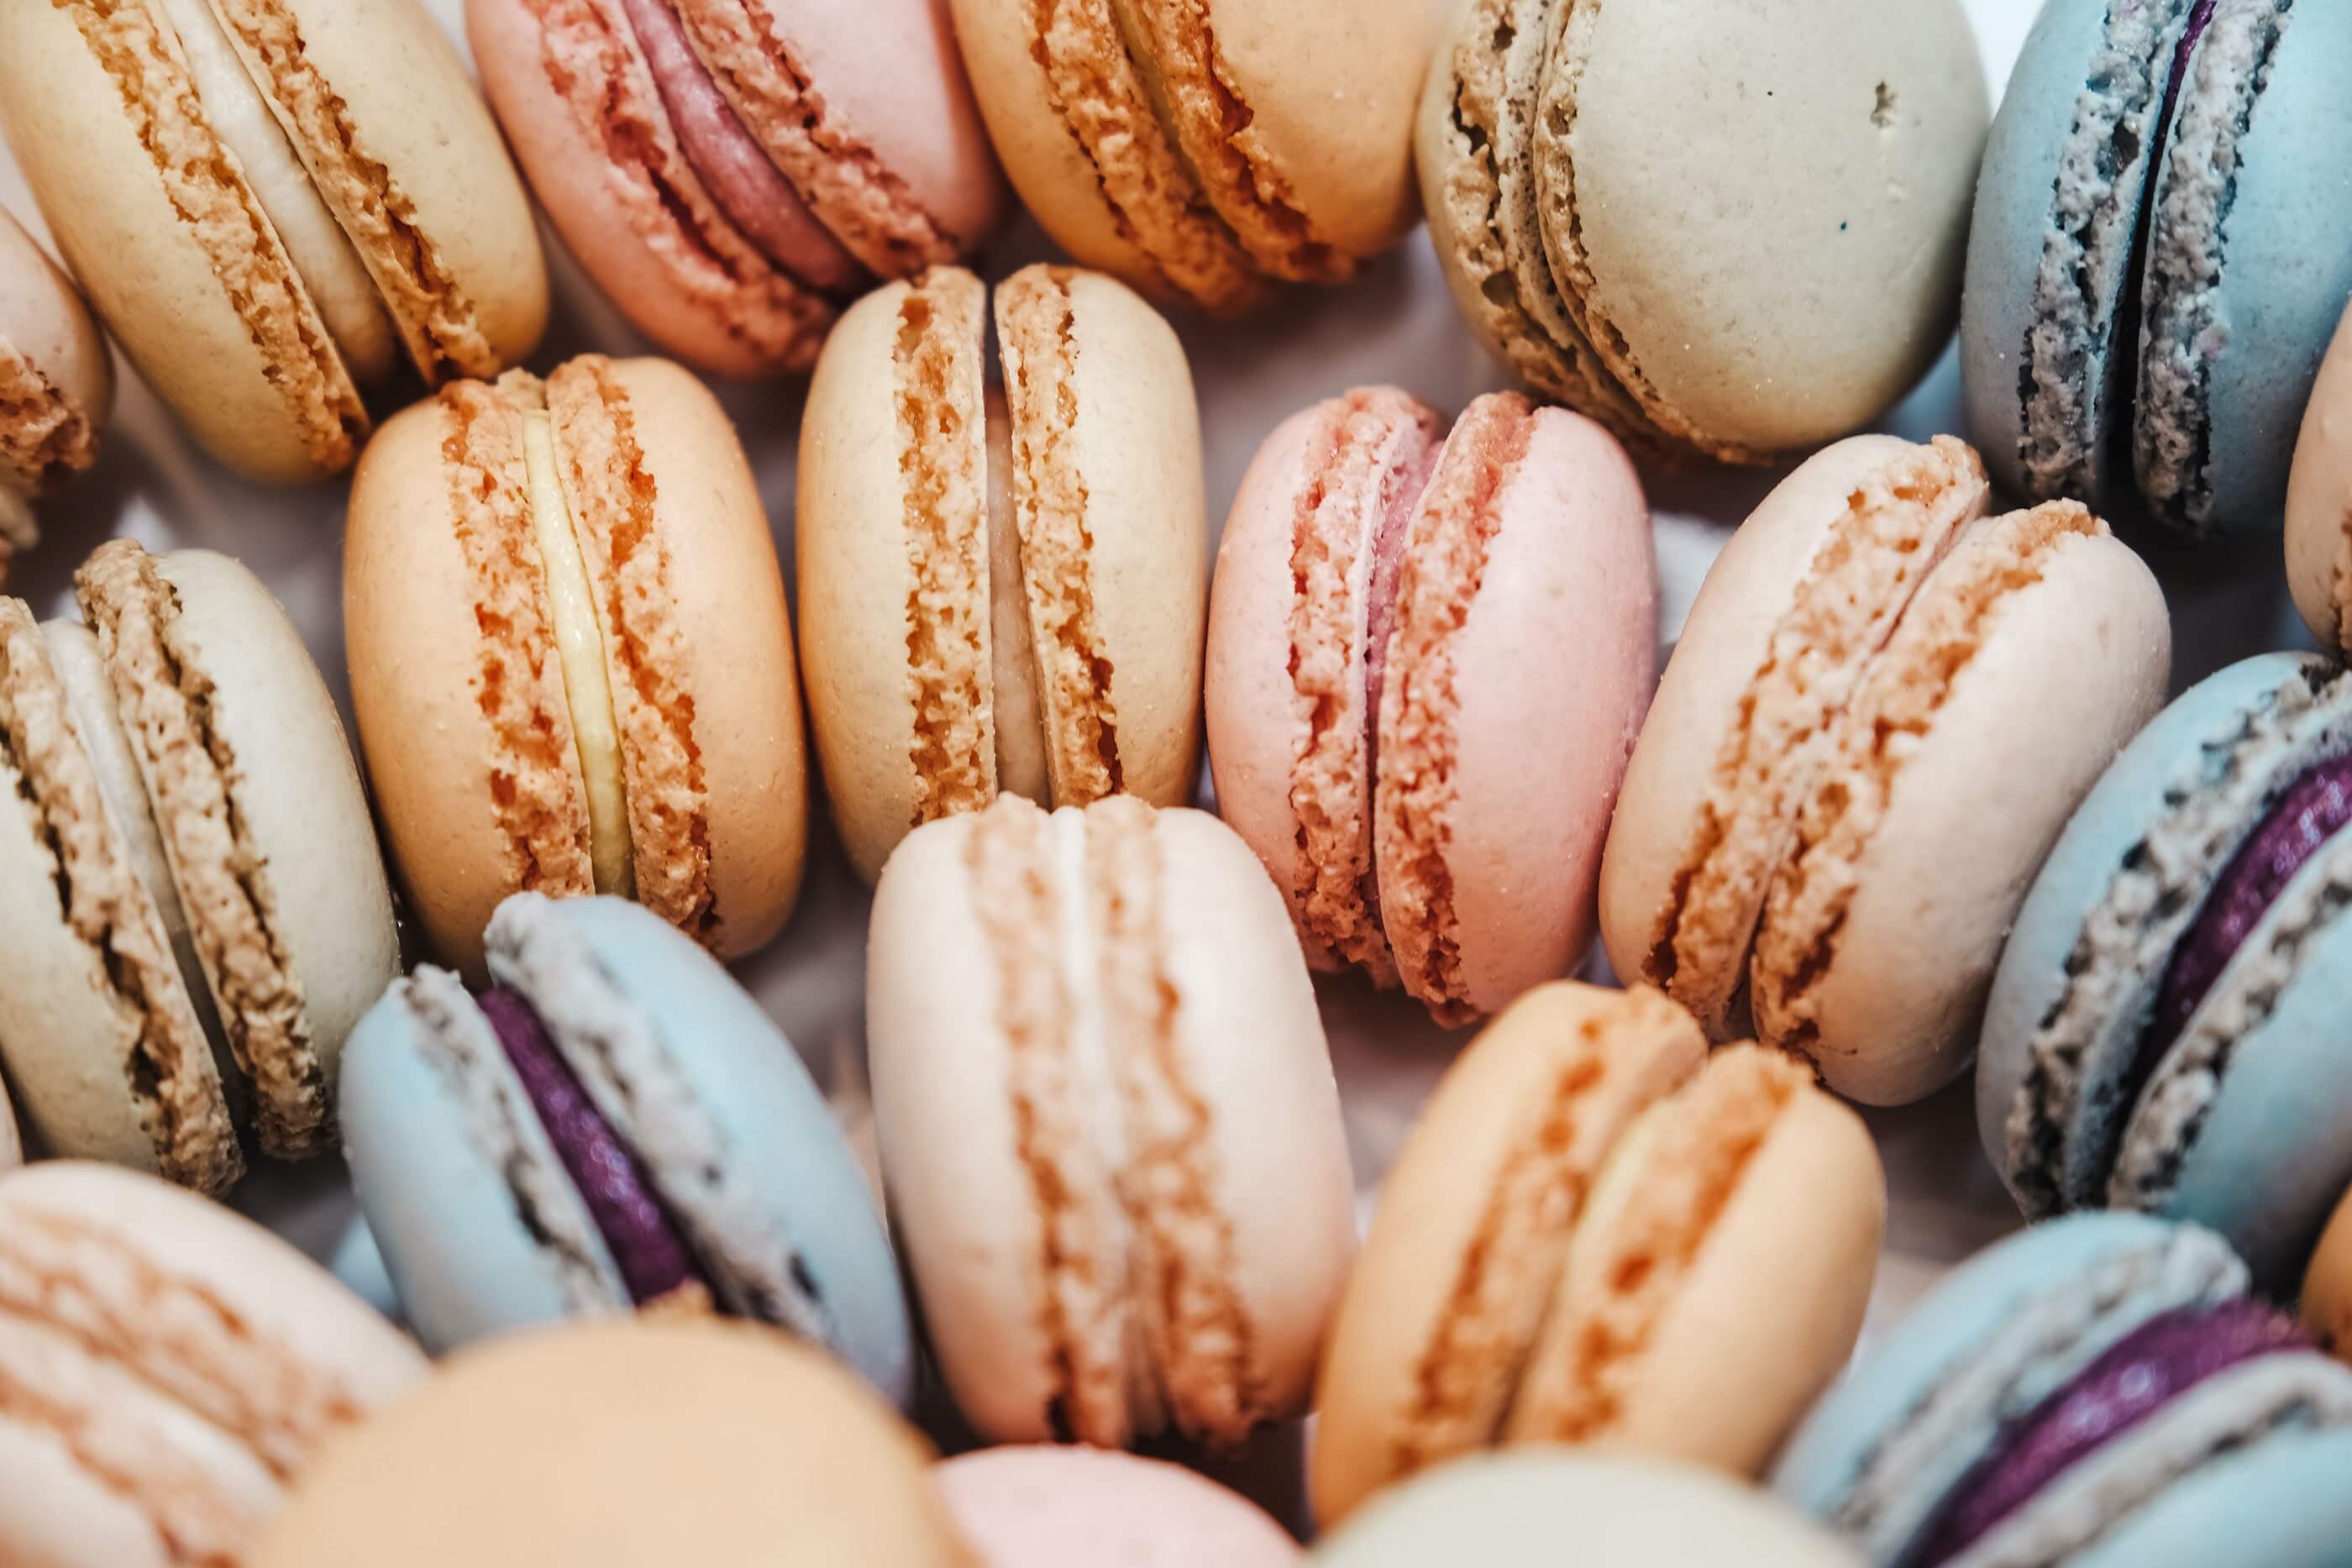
8,0,2351,538
11,872,2352,1564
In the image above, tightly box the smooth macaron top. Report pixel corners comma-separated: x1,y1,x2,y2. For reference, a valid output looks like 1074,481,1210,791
869,793,1355,1450
347,354,806,976
1205,386,1656,1023
2285,299,2352,651
0,205,110,569
798,264,1205,883
948,0,1436,312
0,0,544,480
937,1446,1301,1567
250,1321,967,1568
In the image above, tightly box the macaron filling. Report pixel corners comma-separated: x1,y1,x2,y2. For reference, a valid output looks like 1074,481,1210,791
1912,1298,2307,1566
478,986,701,1306
2154,0,2223,153
1357,412,1437,936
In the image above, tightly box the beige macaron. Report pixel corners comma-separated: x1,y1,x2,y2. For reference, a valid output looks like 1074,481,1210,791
0,207,111,580
346,354,807,977
798,264,1205,883
0,0,544,481
1310,982,1883,1528
948,0,1436,313
2286,298,2352,654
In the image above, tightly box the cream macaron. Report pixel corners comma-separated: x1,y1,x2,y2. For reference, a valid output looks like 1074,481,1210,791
2286,299,2352,654
346,354,807,977
0,207,111,581
798,264,1205,883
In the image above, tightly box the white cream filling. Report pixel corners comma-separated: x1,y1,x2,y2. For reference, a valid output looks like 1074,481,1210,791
519,409,634,896
153,0,398,382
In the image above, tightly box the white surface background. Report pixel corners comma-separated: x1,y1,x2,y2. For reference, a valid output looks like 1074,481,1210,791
0,0,2316,1489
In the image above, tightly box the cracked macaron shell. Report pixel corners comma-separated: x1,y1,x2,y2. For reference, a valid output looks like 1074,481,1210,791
2286,301,2352,651
0,1162,424,1568
347,355,807,975
798,265,1205,884
250,1321,968,1568
1530,0,1987,457
867,797,1353,1448
0,207,111,502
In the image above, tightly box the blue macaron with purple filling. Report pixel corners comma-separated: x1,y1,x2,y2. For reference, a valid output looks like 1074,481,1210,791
1773,1212,2352,1567
338,892,911,1404
1961,0,2352,536
1977,653,2352,1285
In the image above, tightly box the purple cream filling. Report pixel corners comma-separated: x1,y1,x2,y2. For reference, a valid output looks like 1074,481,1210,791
2152,0,2221,156
1914,1299,2308,1566
480,988,701,1305
1357,428,1444,931
615,0,866,292
2139,748,2352,1074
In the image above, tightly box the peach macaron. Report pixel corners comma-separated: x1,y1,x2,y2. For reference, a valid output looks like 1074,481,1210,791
1205,388,1656,1024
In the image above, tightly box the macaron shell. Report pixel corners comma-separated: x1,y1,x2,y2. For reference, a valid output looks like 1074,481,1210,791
2300,1182,2352,1355
938,1445,1301,1566
1754,516,2170,1104
2064,1424,2352,1568
1436,405,1653,1013
0,207,112,469
0,0,364,480
2286,300,2352,648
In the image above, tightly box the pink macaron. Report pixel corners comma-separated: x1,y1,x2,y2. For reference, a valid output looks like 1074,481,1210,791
1205,388,1657,1024
469,0,1005,375
936,1447,1301,1567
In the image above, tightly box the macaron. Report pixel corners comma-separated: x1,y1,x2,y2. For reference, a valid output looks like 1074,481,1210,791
2302,1181,2352,1360
0,1161,425,1567
948,0,1435,313
339,892,914,1403
1310,982,1883,1528
1418,0,1987,463
345,353,807,976
469,0,1004,375
1978,652,2352,1286
1206,386,1655,1024
1599,435,2171,1104
251,1319,969,1568
1315,1451,1864,1568
1962,0,2352,536
0,540,398,1184
2285,298,2352,651
868,792,1356,1448
799,264,1205,883
0,0,545,481
937,1446,1302,1567
0,206,110,581
1774,1212,2352,1567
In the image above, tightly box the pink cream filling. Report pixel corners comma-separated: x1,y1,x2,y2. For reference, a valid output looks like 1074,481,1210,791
617,0,866,292
1358,426,1444,938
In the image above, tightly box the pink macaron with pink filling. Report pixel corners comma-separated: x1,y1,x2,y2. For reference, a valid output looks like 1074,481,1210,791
936,1446,1301,1567
1206,388,1657,1024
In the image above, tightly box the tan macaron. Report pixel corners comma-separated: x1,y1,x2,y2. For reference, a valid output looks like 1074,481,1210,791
345,354,807,977
1310,982,1884,1529
797,264,1205,883
0,207,111,580
2286,298,2352,655
0,0,544,481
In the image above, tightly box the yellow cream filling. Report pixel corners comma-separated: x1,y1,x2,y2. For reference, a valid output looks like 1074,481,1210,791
520,409,634,896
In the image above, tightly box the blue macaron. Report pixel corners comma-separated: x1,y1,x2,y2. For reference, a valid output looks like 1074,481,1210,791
1773,1212,2352,1566
339,893,913,1404
1961,0,2352,536
1977,653,2352,1284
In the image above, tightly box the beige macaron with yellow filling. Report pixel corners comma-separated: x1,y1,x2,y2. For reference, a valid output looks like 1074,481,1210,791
797,264,1205,883
1310,982,1885,1529
345,354,807,977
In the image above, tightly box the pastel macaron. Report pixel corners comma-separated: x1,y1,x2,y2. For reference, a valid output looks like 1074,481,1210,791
253,1320,969,1568
0,540,398,1185
470,0,1004,375
1315,1452,1863,1568
1311,982,1883,1528
949,0,1435,313
0,1162,425,1567
800,265,1205,882
1418,0,1987,462
1962,0,2352,534
1599,435,2171,1104
1775,1213,2352,1568
339,893,914,1403
1978,653,2352,1285
0,207,110,580
0,0,545,480
346,354,807,976
937,1446,1301,1567
2286,299,2352,651
1206,388,1655,1023
869,792,1356,1448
